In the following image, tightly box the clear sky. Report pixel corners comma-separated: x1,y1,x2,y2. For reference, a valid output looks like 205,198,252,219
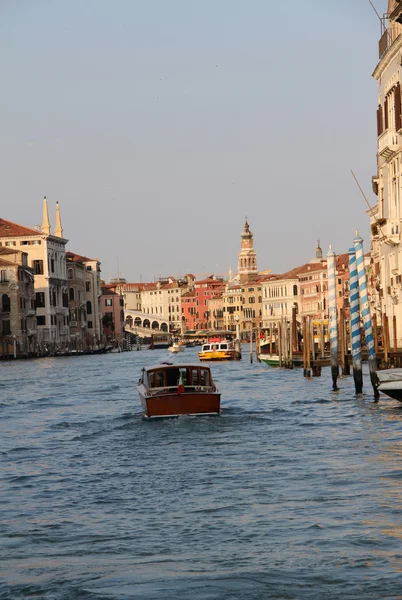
1,0,383,281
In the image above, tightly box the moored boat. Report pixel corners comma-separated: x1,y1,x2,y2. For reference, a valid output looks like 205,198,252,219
376,368,402,401
137,363,221,418
199,338,241,361
168,341,183,353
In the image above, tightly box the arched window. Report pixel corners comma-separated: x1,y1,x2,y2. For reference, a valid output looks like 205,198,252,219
293,285,298,296
2,294,10,312
68,268,73,279
86,300,92,315
69,287,75,301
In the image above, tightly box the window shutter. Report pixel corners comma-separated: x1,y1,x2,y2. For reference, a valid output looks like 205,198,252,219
395,82,402,131
384,95,389,129
377,105,384,136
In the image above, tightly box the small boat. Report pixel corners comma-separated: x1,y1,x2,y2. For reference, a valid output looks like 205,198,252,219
137,363,221,418
168,341,183,353
376,368,402,401
199,338,241,361
258,339,303,367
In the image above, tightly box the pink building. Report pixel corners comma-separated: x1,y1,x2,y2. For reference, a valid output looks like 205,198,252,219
101,284,125,346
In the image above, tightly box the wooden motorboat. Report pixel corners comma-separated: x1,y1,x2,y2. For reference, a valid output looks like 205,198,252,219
199,339,241,361
137,363,221,418
376,368,402,401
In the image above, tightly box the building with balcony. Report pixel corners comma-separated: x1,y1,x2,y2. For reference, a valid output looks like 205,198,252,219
0,249,36,357
101,284,125,346
0,198,69,351
371,0,402,347
66,252,103,348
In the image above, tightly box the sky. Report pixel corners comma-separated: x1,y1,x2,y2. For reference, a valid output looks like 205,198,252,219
0,0,384,282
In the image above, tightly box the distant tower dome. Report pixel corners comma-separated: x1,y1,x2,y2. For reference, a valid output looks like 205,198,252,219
238,218,258,283
316,239,323,260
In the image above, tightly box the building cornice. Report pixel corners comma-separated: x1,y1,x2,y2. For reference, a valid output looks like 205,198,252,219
373,34,402,79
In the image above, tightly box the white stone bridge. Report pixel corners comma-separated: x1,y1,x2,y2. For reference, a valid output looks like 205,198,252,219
124,310,169,338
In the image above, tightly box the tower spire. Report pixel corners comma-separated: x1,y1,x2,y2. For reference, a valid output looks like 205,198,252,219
42,196,51,235
238,219,257,283
54,201,63,238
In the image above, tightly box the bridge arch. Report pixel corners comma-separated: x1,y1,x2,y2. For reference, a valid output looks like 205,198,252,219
134,317,142,327
161,322,168,332
143,319,150,328
152,321,159,330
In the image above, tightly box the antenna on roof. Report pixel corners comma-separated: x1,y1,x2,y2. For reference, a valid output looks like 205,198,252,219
350,169,387,241
368,0,391,39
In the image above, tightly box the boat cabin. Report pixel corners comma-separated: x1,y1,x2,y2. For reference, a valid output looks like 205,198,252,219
140,364,214,392
201,341,232,352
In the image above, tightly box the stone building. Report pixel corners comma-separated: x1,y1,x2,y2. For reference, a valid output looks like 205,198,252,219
370,0,402,347
101,284,125,346
0,198,69,350
66,252,87,350
0,248,36,357
66,252,103,348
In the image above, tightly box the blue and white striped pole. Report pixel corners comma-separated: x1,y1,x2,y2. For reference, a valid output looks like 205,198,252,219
348,247,363,393
327,245,339,390
353,232,379,399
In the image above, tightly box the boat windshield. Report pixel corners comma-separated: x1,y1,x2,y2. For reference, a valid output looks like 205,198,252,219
220,343,228,350
147,367,211,388
203,345,210,351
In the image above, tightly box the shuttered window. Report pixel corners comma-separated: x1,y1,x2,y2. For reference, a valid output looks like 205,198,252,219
384,95,389,130
377,105,384,136
395,82,402,131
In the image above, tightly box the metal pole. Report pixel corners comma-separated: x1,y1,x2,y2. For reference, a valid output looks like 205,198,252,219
327,245,339,390
348,247,363,393
354,232,379,399
249,323,253,363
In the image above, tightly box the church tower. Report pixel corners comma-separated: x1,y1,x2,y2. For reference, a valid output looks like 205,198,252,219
238,219,258,283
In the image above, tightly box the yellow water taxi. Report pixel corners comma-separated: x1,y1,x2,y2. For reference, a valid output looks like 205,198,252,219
199,339,241,361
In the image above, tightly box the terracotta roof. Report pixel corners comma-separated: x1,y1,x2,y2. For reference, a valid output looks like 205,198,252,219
66,251,96,263
182,290,195,298
101,286,119,296
0,218,41,238
0,248,20,257
0,257,18,268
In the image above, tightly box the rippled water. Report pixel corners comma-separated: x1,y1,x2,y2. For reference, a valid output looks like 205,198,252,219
1,349,402,599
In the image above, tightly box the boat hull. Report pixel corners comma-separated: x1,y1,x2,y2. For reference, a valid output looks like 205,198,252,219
378,387,402,401
199,350,239,361
258,354,303,367
137,389,221,418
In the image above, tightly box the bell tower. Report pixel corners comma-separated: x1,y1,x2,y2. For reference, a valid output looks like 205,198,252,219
238,219,258,283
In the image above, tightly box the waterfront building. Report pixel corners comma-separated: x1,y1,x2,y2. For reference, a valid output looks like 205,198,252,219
0,198,69,350
370,0,402,346
101,284,125,345
0,248,37,357
261,268,302,331
66,252,103,348
181,290,196,330
141,275,195,332
191,277,225,331
66,252,87,350
208,295,224,330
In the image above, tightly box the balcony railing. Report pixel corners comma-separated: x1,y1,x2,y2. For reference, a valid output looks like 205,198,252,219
378,129,399,160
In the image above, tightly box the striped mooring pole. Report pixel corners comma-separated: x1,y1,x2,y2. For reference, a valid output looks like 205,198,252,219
353,232,379,399
327,245,339,391
348,247,363,393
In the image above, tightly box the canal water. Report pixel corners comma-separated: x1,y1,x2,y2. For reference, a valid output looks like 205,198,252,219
1,349,402,599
